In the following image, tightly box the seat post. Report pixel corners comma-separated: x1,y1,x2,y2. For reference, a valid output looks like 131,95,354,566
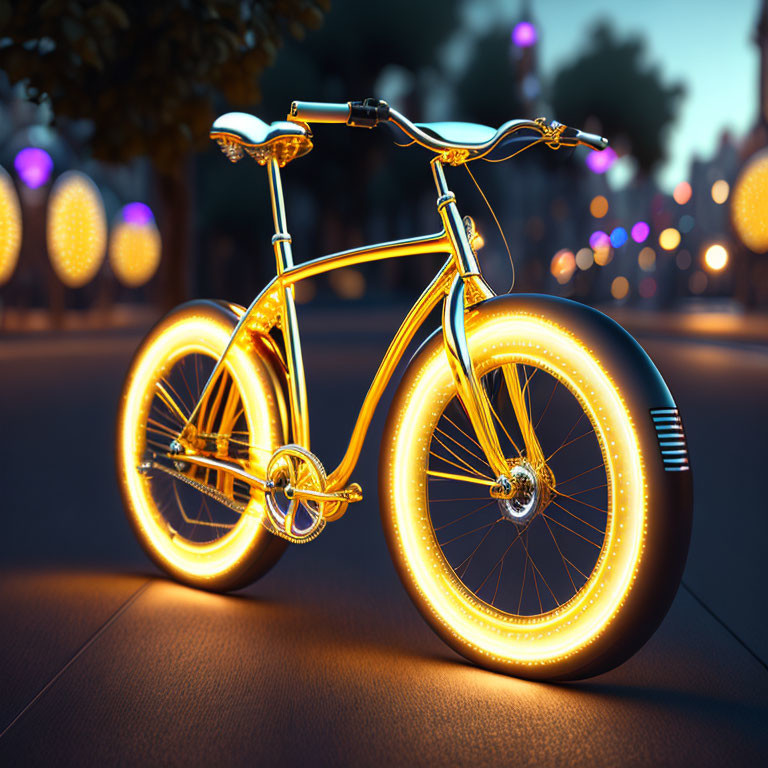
267,157,294,275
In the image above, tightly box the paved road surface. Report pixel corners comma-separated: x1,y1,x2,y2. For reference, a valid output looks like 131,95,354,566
0,309,766,766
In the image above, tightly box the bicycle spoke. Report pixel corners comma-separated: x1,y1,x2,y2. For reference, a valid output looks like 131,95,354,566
542,515,577,594
427,470,496,486
439,518,503,547
435,424,491,469
549,498,606,534
431,433,491,478
433,500,497,532
552,489,609,516
542,512,602,549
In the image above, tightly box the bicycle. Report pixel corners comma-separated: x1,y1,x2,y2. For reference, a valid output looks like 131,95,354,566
117,98,693,680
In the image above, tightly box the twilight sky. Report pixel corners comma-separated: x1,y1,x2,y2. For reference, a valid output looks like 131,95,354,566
457,0,759,189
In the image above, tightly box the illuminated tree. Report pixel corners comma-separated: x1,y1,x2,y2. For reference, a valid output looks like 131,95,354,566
0,0,329,305
551,22,685,174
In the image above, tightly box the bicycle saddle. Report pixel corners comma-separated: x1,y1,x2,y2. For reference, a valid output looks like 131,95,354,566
210,112,313,167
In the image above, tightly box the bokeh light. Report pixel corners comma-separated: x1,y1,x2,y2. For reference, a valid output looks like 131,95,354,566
14,147,53,189
610,227,628,248
550,249,576,284
589,230,612,265
47,171,107,288
659,227,681,251
678,214,695,233
673,181,692,205
639,277,657,299
630,221,649,243
122,201,154,226
0,166,22,285
638,247,656,272
329,267,366,299
703,243,728,272
610,276,629,300
575,247,593,270
512,21,537,47
589,195,609,218
731,151,768,253
689,270,708,294
711,179,730,205
0,167,21,285
676,250,692,270
585,146,617,174
109,204,162,287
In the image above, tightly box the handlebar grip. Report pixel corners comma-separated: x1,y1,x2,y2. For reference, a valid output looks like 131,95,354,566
289,101,351,124
575,130,608,151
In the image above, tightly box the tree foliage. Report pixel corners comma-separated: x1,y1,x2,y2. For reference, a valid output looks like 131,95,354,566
454,29,524,127
550,22,684,173
0,0,329,173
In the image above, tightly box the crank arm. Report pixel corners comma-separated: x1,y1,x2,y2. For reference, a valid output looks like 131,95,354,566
283,483,363,504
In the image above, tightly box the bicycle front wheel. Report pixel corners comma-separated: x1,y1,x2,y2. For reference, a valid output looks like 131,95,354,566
380,295,692,680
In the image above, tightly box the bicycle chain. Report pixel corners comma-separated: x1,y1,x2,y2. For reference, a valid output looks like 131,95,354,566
139,459,325,544
141,460,247,514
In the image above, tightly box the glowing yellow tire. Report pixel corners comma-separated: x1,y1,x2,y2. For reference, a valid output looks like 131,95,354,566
117,300,287,591
381,295,692,680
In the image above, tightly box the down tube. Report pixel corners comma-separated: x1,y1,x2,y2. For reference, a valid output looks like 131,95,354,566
325,260,455,492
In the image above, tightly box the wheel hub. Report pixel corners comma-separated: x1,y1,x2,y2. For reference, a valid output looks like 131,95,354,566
493,460,552,525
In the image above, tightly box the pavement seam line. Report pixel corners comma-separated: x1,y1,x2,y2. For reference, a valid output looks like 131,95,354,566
681,580,768,673
0,579,153,741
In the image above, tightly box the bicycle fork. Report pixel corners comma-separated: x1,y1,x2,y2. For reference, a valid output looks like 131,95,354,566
433,159,545,486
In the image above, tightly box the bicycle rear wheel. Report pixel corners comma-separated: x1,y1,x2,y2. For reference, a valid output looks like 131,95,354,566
117,300,287,591
381,295,692,680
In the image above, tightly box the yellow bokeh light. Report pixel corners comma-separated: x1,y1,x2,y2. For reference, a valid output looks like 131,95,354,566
593,245,612,266
0,166,22,285
659,227,681,251
711,179,729,205
575,247,593,270
329,267,366,299
109,220,162,287
611,275,629,300
638,246,656,272
550,249,576,284
47,171,106,287
673,181,692,205
589,195,609,218
732,151,768,253
703,243,728,272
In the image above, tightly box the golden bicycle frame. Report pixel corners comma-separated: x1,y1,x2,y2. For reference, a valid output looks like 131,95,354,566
174,153,545,517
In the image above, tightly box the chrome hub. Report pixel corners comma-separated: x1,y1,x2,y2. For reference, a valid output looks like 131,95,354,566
494,461,541,525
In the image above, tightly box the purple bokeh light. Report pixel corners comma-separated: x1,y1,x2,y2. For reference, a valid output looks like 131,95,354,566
14,147,53,189
512,21,537,48
589,230,610,250
631,221,650,243
122,202,154,226
585,146,617,174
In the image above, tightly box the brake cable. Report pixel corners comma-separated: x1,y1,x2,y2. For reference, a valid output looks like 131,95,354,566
464,163,516,292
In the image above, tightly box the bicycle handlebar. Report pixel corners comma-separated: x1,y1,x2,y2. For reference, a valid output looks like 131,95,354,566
288,99,608,153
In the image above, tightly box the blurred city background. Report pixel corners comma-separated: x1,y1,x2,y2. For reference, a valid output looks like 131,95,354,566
2,3,768,764
2,0,768,327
